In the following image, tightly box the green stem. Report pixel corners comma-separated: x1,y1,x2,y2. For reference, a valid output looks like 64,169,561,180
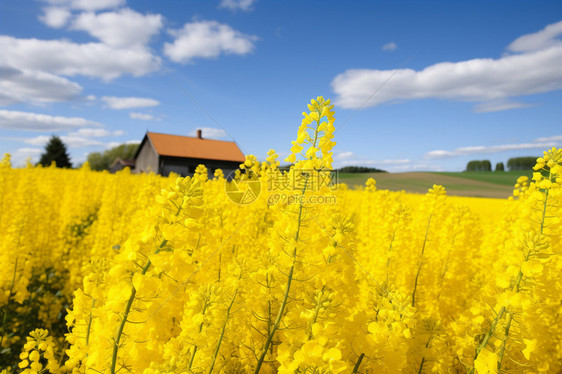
418,357,426,374
110,259,151,374
208,288,238,374
386,228,397,285
189,295,211,369
254,259,296,373
417,336,433,374
307,285,326,340
497,312,513,370
254,111,322,373
254,171,309,374
110,238,168,374
85,298,96,346
412,216,432,307
352,353,365,373
472,178,550,372
496,180,550,371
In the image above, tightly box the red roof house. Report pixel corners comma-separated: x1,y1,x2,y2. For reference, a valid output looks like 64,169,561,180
133,130,245,177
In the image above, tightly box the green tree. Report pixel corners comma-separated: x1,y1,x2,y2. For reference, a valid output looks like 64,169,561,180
466,160,491,171
38,136,72,168
495,162,505,172
507,157,536,171
87,143,139,171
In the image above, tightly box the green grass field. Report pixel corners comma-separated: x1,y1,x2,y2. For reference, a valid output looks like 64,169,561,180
432,170,533,186
338,170,533,198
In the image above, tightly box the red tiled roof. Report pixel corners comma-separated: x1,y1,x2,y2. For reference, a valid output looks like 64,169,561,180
146,132,245,162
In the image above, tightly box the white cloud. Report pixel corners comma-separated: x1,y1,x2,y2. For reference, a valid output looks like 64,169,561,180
70,9,163,48
102,96,159,109
390,163,445,172
23,135,53,146
333,150,411,168
339,158,411,166
382,42,397,51
334,151,355,160
41,0,125,12
0,36,159,80
0,65,83,105
24,135,102,148
105,139,140,149
473,101,533,113
39,7,72,28
61,135,103,147
0,110,102,132
425,140,561,159
164,20,258,63
332,20,562,111
219,0,257,11
188,127,227,139
535,135,562,142
129,112,157,120
11,148,43,167
68,128,124,137
373,159,411,165
508,20,562,53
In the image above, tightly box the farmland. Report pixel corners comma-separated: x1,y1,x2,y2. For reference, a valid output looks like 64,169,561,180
338,171,533,198
0,98,560,373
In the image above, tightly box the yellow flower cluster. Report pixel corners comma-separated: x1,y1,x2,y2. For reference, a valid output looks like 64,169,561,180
0,98,560,374
17,329,59,374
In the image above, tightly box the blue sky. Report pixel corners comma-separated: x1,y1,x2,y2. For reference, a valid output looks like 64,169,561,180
1,0,561,171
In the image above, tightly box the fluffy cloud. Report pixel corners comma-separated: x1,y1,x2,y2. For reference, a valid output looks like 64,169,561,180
104,139,140,150
219,0,257,11
0,36,159,80
41,0,125,12
338,158,411,166
333,151,411,168
188,127,227,139
129,112,156,120
0,65,83,105
332,20,562,111
473,101,533,113
164,20,257,63
70,9,163,48
102,96,159,109
425,139,561,159
24,135,102,148
0,110,102,131
68,128,124,137
333,151,355,160
508,20,562,52
39,7,72,28
10,148,43,167
535,135,562,142
382,42,397,51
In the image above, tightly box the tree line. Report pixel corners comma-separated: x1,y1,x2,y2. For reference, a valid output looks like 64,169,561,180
34,136,138,170
466,157,537,171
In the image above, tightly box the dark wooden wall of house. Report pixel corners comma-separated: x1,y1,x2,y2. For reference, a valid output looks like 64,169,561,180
160,156,241,178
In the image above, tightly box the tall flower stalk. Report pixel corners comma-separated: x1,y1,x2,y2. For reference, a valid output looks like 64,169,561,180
254,97,336,373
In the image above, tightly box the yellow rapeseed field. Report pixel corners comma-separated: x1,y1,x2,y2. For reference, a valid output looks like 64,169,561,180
0,97,560,373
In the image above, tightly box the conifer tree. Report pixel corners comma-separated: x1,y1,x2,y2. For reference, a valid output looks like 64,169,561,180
38,136,72,168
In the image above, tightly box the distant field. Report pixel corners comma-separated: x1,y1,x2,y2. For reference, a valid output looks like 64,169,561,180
433,170,533,186
338,170,533,198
